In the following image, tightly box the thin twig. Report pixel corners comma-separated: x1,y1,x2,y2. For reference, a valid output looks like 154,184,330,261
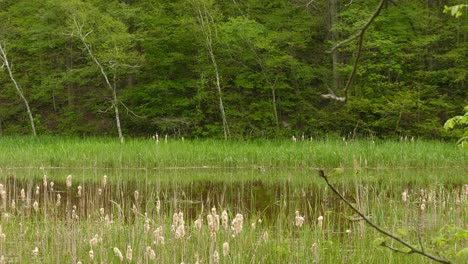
345,0,354,7
381,242,411,254
119,101,145,119
318,169,451,264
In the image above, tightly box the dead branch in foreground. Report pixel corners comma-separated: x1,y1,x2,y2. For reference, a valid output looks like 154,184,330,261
318,169,451,264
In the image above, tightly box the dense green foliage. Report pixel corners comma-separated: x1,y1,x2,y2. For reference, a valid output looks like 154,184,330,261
0,0,466,139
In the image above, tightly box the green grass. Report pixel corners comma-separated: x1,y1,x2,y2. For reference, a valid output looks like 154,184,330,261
0,136,466,169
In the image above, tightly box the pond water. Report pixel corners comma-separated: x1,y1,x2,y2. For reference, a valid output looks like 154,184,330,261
1,166,466,225
0,166,466,264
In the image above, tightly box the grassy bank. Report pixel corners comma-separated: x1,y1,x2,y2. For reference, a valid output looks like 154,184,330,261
0,136,466,169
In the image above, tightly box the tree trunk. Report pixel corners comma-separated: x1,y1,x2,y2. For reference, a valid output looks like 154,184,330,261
67,38,74,108
113,74,124,143
196,1,230,140
211,53,230,140
270,80,279,129
0,42,37,136
262,70,279,129
73,17,124,143
113,95,124,143
330,0,341,90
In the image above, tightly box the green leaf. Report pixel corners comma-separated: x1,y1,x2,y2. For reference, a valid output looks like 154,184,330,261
443,117,459,130
396,229,408,237
456,247,468,258
433,236,447,248
443,5,450,14
451,5,460,16
373,237,386,247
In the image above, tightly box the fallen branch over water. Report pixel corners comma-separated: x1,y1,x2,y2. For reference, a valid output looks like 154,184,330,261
318,169,451,264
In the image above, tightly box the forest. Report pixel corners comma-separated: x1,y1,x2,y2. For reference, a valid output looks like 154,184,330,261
0,0,466,140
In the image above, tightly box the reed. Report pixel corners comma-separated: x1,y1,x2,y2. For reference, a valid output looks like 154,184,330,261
0,136,465,170
0,173,465,263
0,136,465,263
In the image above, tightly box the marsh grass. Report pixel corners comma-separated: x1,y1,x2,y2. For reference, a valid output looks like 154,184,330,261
0,136,466,171
0,136,466,263
0,172,465,263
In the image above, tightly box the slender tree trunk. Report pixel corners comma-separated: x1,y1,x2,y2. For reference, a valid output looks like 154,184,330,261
231,0,280,129
0,42,37,136
270,80,279,129
67,38,74,108
195,1,230,139
72,17,124,143
210,50,230,140
113,74,124,143
330,0,341,90
261,69,279,129
127,74,134,88
114,94,124,143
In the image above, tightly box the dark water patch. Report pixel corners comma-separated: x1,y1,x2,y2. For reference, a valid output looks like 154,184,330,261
1,173,465,234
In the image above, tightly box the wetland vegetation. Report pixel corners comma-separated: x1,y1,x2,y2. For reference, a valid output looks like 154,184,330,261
0,137,466,263
0,0,467,262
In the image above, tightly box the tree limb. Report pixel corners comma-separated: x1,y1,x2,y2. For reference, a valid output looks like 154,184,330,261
381,242,412,254
322,0,386,103
71,15,124,143
306,0,316,7
120,101,145,119
194,0,230,140
318,169,451,264
327,0,386,53
0,41,37,136
321,87,346,102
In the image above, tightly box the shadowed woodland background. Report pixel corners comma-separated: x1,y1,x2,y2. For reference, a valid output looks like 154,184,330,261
0,0,466,139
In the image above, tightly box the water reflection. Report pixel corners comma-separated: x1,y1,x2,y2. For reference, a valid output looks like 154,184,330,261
0,167,466,229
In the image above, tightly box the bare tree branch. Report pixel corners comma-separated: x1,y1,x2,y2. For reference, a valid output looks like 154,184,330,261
381,242,412,254
0,41,37,136
345,0,354,7
322,0,386,103
194,0,230,140
119,101,145,119
72,15,124,143
306,0,316,7
327,0,385,53
318,169,451,264
321,87,346,102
